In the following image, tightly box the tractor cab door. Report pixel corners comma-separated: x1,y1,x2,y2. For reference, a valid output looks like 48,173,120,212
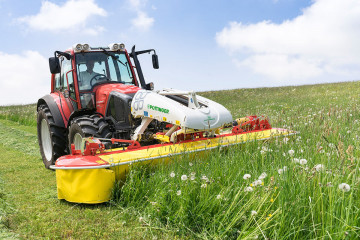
56,56,78,113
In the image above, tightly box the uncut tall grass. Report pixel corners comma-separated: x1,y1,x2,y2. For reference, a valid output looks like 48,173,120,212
113,82,360,239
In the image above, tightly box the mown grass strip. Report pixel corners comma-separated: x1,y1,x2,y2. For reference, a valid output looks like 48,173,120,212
0,120,179,239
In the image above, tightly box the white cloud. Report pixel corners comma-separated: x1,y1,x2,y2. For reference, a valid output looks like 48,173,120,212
216,0,360,82
128,0,154,31
131,11,154,31
18,0,106,35
0,51,49,105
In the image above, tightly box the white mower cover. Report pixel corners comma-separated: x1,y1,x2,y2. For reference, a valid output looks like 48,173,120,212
131,89,232,141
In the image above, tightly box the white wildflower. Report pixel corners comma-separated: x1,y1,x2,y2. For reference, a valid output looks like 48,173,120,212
278,169,284,175
190,175,196,181
283,166,288,171
181,175,188,181
244,186,254,192
189,162,193,167
201,175,209,181
326,182,333,187
260,150,266,155
139,217,144,222
338,183,351,192
190,172,196,176
216,194,222,199
251,210,258,216
258,172,267,180
176,190,182,195
288,149,295,156
170,172,175,178
283,137,289,144
300,159,307,165
243,174,251,180
314,164,325,172
201,183,207,188
253,179,262,186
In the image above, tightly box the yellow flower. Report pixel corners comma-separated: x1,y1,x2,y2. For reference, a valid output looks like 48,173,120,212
250,183,253,187
268,214,272,217
270,198,274,203
274,186,278,190
261,182,264,186
266,217,269,221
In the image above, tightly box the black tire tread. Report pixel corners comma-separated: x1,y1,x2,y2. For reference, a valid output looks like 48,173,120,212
37,104,67,168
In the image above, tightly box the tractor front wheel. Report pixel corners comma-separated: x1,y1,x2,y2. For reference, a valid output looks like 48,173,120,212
37,104,67,169
68,115,112,153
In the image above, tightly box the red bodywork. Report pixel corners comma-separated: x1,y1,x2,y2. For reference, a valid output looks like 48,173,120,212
49,49,140,127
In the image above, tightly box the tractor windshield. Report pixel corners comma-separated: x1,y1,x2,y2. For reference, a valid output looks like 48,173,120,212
75,51,135,91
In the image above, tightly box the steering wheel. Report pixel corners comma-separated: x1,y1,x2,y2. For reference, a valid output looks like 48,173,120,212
90,74,109,87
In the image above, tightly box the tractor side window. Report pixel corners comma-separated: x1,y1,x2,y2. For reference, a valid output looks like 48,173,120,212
118,54,133,84
60,58,76,99
54,73,61,91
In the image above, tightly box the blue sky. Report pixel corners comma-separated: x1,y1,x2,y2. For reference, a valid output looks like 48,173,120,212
1,0,359,105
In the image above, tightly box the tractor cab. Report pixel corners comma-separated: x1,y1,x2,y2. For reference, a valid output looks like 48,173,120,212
49,43,158,111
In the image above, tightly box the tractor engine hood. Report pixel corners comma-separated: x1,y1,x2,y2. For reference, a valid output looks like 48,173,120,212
131,89,233,131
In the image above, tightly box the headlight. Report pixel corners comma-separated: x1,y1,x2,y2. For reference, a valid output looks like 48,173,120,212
82,44,90,51
72,43,90,52
108,43,119,51
119,43,125,50
73,43,82,52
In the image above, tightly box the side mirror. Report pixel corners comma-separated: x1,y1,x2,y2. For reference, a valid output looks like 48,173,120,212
152,54,159,69
146,82,154,90
49,57,60,74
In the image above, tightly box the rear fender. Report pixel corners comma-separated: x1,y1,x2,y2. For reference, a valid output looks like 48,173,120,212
37,94,66,128
67,109,98,126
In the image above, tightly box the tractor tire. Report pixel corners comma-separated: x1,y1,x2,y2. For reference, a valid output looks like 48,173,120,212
37,104,67,169
68,114,112,153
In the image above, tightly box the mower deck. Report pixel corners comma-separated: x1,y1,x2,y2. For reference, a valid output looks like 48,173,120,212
51,128,295,204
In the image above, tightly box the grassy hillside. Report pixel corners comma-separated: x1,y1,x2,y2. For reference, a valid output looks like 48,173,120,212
0,81,360,239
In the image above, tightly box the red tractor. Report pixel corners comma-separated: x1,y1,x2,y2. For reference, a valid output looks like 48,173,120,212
37,43,159,168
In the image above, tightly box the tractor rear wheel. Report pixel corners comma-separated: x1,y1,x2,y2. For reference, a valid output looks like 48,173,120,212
37,104,67,169
68,114,112,153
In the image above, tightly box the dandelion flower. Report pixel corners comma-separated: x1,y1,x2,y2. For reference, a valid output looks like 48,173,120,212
243,174,251,180
181,175,188,181
278,169,284,175
177,190,182,195
300,159,307,165
283,166,288,171
270,198,274,203
293,158,300,163
251,210,257,216
201,175,209,181
170,172,175,178
201,183,207,188
338,183,351,192
288,149,295,156
253,179,262,186
190,176,195,181
258,172,267,180
190,172,196,176
326,182,333,187
216,194,222,199
244,186,254,192
189,162,193,167
314,164,325,172
139,217,144,222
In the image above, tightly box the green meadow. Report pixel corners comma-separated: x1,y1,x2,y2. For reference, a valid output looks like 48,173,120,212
0,81,359,239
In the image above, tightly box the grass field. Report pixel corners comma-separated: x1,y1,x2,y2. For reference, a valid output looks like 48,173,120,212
0,81,359,239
